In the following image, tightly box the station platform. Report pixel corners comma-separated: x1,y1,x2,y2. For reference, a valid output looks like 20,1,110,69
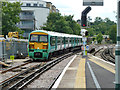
53,53,115,89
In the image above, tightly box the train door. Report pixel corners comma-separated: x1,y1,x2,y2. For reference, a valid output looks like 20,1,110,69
50,36,56,52
68,38,70,47
57,37,61,50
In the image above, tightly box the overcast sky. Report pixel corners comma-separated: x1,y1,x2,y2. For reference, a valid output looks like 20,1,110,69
45,0,117,22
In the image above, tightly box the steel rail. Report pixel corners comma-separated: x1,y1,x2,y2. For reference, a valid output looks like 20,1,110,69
0,64,42,88
93,47,103,56
109,48,115,59
8,52,73,90
48,72,62,90
100,48,115,63
1,60,32,74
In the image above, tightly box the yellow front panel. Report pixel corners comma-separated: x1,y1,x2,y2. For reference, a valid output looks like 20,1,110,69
34,42,43,49
29,42,48,49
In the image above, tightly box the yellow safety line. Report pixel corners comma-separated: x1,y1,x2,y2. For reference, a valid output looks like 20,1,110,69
89,59,115,74
74,58,86,88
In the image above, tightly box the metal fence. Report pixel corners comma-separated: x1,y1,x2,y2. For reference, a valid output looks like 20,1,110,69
0,41,28,62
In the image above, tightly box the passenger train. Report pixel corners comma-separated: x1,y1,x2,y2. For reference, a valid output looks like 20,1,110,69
28,30,82,60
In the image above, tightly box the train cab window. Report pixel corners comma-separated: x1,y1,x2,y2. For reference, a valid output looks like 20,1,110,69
50,37,55,46
39,35,48,43
30,35,38,42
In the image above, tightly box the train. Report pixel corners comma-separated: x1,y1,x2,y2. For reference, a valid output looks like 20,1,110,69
28,30,83,60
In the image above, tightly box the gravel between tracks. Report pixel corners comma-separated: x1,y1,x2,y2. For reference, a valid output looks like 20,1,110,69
0,62,41,83
27,55,75,88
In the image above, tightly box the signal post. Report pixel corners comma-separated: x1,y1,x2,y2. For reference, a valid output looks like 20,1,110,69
115,0,120,89
81,6,91,57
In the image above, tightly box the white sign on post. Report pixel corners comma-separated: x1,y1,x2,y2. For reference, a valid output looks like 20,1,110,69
82,37,87,42
83,0,104,6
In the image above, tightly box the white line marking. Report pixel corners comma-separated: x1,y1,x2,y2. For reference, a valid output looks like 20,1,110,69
87,62,101,89
91,55,115,66
52,55,77,88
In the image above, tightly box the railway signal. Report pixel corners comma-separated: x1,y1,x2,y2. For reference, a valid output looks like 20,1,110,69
81,29,88,36
81,6,91,27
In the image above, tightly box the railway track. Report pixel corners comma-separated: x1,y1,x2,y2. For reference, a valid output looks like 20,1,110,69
0,63,44,89
1,60,32,74
0,50,79,90
100,48,115,63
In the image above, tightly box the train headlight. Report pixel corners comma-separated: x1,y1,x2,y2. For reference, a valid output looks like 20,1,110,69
29,43,35,49
29,45,34,49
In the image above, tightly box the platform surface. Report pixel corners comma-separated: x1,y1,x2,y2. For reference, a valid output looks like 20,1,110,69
53,53,115,89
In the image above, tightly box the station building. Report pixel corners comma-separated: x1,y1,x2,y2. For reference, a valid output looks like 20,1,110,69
8,0,59,38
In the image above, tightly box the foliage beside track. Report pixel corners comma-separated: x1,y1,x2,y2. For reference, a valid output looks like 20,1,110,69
2,2,23,36
41,12,81,35
87,17,117,43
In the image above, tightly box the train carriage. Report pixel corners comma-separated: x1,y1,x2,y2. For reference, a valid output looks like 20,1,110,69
28,30,82,60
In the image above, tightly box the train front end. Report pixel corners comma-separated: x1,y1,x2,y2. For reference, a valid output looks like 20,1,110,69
28,31,49,60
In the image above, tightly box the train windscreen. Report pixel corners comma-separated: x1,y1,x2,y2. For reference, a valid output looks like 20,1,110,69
30,34,48,43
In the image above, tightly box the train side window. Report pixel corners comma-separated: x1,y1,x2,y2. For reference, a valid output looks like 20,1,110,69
78,39,80,43
70,38,72,43
65,37,68,44
78,39,79,44
70,38,71,43
81,38,82,43
73,38,75,43
57,37,61,45
76,38,78,44
50,36,55,46
75,38,77,43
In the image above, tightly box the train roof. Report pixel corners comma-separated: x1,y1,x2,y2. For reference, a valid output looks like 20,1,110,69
31,30,82,38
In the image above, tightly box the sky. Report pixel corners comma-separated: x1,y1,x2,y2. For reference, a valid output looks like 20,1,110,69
45,0,117,22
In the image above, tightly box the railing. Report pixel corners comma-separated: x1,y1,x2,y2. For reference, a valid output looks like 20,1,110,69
20,15,35,20
17,24,34,29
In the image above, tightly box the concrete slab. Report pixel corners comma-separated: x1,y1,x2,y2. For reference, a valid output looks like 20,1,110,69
58,79,75,88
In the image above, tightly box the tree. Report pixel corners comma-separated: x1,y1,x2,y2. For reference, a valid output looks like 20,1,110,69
109,25,117,43
94,17,103,25
42,13,81,35
88,17,116,43
87,28,95,36
96,33,103,44
2,2,22,35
